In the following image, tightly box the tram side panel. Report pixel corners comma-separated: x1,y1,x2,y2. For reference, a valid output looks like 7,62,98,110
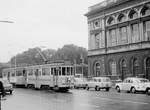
51,66,74,90
15,69,27,86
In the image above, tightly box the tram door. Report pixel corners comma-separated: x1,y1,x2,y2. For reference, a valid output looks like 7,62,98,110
23,69,27,83
7,72,10,82
53,67,59,87
35,69,40,88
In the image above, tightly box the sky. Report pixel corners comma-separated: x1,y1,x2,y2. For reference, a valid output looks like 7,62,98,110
0,0,102,63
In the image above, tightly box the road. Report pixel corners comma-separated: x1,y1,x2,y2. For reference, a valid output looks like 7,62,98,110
1,88,150,110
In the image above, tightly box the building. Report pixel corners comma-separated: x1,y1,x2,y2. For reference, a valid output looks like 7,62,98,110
85,0,150,80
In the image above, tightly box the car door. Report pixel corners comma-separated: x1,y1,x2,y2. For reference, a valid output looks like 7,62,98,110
122,79,131,91
121,79,129,91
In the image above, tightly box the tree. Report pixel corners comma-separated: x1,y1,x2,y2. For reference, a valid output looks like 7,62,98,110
9,44,87,66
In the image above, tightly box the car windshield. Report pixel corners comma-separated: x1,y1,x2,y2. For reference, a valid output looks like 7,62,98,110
103,78,110,82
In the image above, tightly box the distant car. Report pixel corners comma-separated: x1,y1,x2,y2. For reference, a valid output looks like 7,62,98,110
0,79,13,94
115,77,150,94
86,77,112,91
74,78,87,89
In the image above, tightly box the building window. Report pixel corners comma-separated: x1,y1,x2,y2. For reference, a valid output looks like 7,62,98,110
95,63,101,77
131,24,140,43
145,57,150,80
129,10,138,19
95,33,99,49
120,27,128,44
133,58,140,77
141,6,150,16
107,17,115,25
94,19,101,29
143,21,150,41
120,59,127,80
109,29,117,46
118,14,126,22
109,60,117,76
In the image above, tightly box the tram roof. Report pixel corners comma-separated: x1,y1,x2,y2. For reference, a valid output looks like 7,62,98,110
2,62,74,71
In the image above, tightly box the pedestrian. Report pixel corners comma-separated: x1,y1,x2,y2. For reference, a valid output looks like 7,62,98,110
0,81,5,98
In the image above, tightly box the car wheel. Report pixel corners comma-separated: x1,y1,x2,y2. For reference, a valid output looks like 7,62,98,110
130,87,136,93
146,88,150,95
95,86,99,91
9,90,12,94
86,85,89,90
106,88,109,92
116,86,120,93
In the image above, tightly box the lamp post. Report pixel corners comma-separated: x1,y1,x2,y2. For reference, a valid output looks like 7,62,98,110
0,20,14,110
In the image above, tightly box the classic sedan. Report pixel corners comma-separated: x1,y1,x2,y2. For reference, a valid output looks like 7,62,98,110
74,78,87,89
86,77,112,91
115,77,150,94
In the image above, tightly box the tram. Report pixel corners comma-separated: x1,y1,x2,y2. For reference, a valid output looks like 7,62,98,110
2,62,74,91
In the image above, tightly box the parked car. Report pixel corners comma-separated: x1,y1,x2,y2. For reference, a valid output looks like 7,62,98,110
74,78,87,89
0,79,13,94
86,77,112,91
115,77,150,94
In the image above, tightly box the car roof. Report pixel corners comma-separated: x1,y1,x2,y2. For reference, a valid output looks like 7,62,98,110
125,77,148,80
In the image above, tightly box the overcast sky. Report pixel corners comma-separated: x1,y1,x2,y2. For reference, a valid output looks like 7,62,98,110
0,0,102,62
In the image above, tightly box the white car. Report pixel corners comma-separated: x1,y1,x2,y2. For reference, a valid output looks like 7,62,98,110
86,77,112,91
115,77,150,94
74,78,87,89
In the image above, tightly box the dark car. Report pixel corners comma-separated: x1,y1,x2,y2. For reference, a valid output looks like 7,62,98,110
0,79,13,94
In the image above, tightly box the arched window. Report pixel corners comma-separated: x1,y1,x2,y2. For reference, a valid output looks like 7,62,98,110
133,58,140,77
95,63,101,77
109,60,117,76
118,14,126,22
141,6,150,16
129,10,138,19
120,59,127,80
107,17,115,25
145,57,150,80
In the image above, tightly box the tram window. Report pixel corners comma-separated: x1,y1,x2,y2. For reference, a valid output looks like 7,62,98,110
51,68,53,75
42,68,50,76
16,71,22,76
54,68,57,75
11,73,15,77
62,67,66,75
67,67,70,75
34,69,39,76
59,67,61,75
3,73,7,77
28,69,33,76
71,67,73,75
23,70,26,76
38,71,41,76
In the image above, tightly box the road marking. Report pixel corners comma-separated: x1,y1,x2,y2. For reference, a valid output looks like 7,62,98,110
94,97,148,105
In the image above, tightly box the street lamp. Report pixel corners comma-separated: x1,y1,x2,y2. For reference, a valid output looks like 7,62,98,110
0,20,14,110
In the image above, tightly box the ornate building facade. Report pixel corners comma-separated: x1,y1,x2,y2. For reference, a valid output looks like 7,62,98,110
85,0,150,80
